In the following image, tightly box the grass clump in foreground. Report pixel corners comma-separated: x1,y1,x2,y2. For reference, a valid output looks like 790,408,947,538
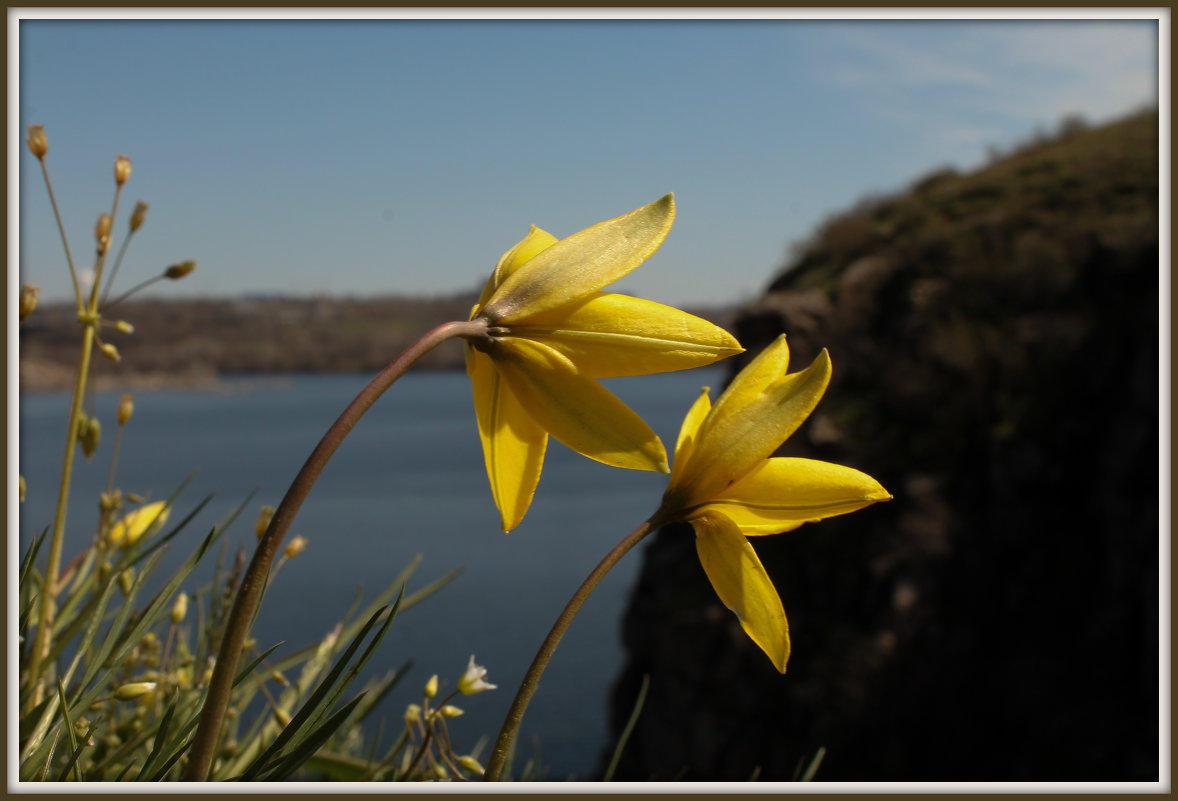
17,128,496,782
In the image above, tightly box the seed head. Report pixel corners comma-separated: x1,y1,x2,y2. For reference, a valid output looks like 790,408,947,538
129,201,149,231
95,213,112,254
255,505,275,539
171,592,189,624
26,125,47,159
114,682,156,701
114,154,132,185
19,285,39,322
164,260,196,280
81,417,102,458
118,394,134,425
457,756,484,776
283,534,308,559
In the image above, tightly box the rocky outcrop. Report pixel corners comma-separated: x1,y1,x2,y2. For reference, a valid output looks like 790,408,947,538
605,110,1160,781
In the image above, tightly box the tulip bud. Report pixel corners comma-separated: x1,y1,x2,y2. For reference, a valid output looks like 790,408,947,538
171,592,188,624
114,320,134,334
129,201,148,231
117,394,134,425
403,703,421,724
439,705,464,718
283,534,308,559
118,568,135,595
81,417,101,459
423,674,438,699
432,764,448,780
114,154,132,186
271,670,290,687
19,285,39,322
255,505,275,539
26,125,47,159
457,756,484,775
164,260,196,280
19,475,26,503
99,342,120,362
108,501,169,549
114,681,156,701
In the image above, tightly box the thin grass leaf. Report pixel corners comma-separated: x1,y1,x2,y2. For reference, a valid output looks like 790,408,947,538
233,642,285,688
263,693,368,781
266,556,423,675
112,761,136,781
150,741,191,781
799,746,826,781
44,565,121,672
603,673,649,781
19,526,50,589
136,692,178,780
239,597,399,780
20,568,123,766
53,678,83,781
348,660,412,727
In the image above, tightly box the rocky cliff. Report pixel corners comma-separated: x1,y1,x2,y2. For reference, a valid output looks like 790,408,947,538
605,110,1160,780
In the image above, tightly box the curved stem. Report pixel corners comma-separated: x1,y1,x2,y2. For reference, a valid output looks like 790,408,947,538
182,319,485,781
483,514,665,781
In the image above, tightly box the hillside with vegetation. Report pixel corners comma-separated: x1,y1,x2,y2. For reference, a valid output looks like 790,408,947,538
608,109,1160,780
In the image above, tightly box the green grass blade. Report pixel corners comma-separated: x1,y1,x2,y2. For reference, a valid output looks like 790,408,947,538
19,526,50,589
135,692,177,780
603,673,649,781
239,596,400,780
53,678,83,781
263,693,368,781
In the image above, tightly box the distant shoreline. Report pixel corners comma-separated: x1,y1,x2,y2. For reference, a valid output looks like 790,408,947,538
17,359,461,395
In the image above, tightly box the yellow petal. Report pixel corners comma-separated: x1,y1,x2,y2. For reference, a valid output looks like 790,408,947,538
466,346,548,532
511,292,743,378
698,457,892,535
475,226,560,311
692,513,790,672
480,194,675,322
108,501,169,548
489,337,668,472
676,340,832,504
668,387,712,490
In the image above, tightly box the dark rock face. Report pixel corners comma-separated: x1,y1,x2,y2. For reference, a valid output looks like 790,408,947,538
605,111,1160,781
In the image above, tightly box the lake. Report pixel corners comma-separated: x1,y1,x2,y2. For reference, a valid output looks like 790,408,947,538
17,365,726,780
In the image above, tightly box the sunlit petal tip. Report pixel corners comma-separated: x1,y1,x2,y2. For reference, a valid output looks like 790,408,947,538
692,514,790,672
481,195,678,322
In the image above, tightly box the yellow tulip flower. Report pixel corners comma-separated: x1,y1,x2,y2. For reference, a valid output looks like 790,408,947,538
107,500,170,548
656,335,891,672
465,194,743,532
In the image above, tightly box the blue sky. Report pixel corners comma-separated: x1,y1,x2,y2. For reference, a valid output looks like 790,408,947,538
15,14,1161,308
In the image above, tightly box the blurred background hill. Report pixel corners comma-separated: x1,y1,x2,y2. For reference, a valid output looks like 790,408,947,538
18,294,738,392
605,108,1160,780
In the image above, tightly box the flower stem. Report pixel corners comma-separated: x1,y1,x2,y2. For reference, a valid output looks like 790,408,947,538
25,320,96,709
483,514,665,781
182,319,486,781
